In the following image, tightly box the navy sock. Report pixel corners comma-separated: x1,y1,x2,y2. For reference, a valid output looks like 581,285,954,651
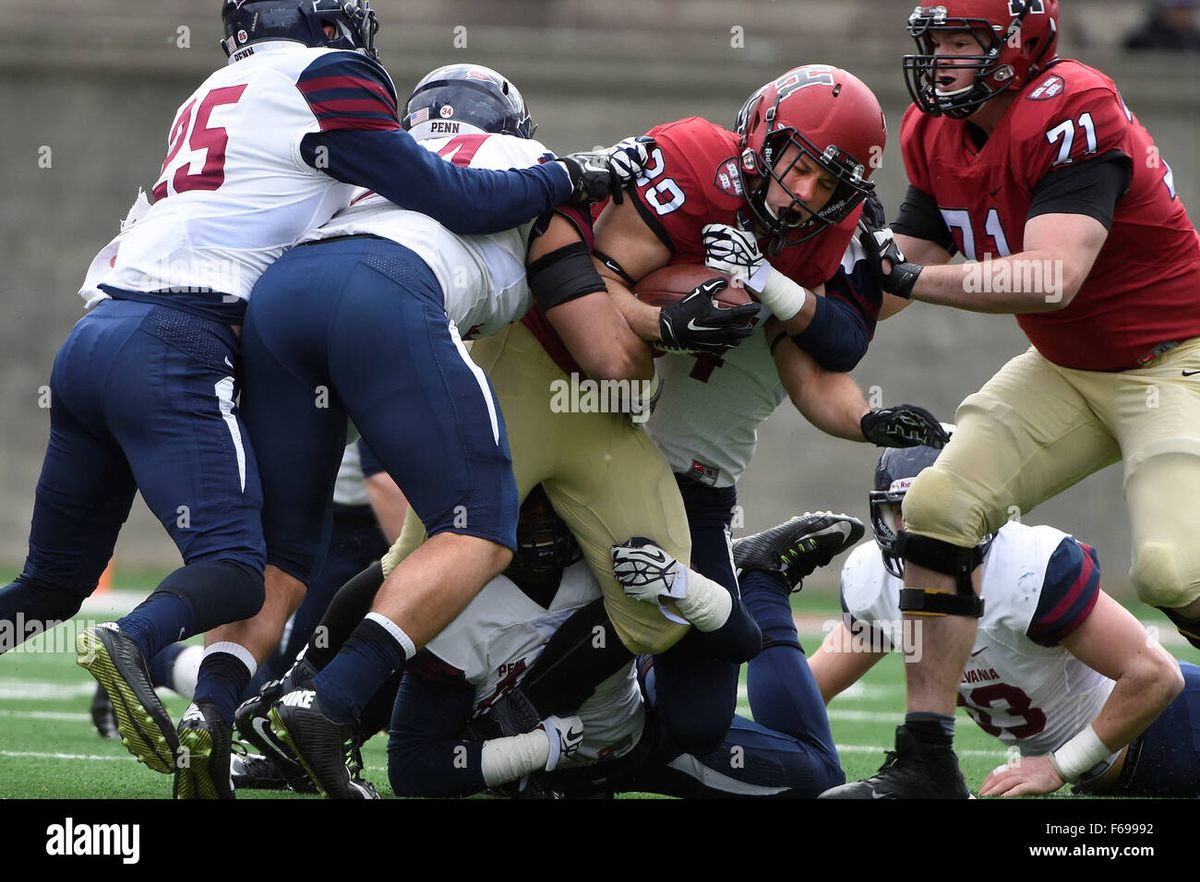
148,643,186,690
192,651,253,725
905,712,955,746
740,570,836,754
117,591,194,660
315,618,409,725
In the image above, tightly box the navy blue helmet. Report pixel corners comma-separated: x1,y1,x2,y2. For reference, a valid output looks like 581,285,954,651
869,444,944,579
402,64,535,140
220,0,379,59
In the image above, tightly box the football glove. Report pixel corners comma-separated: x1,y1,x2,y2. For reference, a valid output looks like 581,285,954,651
860,405,951,448
657,278,759,355
858,198,922,299
558,136,656,206
540,715,584,772
611,538,688,603
703,223,765,283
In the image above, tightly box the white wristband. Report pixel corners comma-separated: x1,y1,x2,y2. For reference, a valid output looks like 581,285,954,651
480,729,550,787
673,568,733,632
746,263,809,322
1049,725,1111,782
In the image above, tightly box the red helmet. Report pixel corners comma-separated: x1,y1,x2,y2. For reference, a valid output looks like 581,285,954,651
737,65,886,252
903,1,1060,118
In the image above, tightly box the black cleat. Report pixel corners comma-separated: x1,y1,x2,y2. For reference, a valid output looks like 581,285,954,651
733,512,865,592
819,725,972,799
90,684,119,739
76,623,180,773
234,657,319,793
269,689,378,799
174,701,234,799
230,750,290,792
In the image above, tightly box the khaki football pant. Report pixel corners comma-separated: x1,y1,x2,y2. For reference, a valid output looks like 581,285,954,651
902,338,1200,609
382,321,691,654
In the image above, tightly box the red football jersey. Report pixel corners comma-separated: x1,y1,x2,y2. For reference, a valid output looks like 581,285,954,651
901,59,1200,371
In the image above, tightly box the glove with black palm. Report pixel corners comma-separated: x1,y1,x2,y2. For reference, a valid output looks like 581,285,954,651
858,194,923,299
860,405,951,448
558,136,656,206
657,278,759,356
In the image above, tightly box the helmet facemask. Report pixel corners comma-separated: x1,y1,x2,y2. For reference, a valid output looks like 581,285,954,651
744,126,873,255
869,484,910,580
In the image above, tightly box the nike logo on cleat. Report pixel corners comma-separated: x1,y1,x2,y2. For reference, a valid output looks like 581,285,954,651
280,690,315,709
1183,370,1200,377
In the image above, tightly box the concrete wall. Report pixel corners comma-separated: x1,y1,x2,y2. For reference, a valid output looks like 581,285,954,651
2,1,1198,592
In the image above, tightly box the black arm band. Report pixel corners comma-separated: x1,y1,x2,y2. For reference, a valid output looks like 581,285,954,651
891,184,956,255
526,240,606,312
1028,150,1132,230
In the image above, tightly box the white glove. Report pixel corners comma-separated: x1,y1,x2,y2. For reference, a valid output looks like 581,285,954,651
703,223,765,284
611,538,688,603
540,714,584,771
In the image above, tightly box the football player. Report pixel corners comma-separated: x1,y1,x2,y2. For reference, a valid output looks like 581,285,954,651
0,0,641,798
842,0,1200,797
489,65,949,754
384,486,858,800
239,63,672,799
814,444,1198,798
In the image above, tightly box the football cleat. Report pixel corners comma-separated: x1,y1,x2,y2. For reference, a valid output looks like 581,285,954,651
818,725,972,799
76,623,180,773
234,656,319,793
230,750,290,792
733,512,865,592
173,701,234,800
90,684,119,739
268,689,379,799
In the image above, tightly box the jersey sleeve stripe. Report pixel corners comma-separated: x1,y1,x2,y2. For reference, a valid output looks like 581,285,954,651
297,75,397,111
1027,539,1101,647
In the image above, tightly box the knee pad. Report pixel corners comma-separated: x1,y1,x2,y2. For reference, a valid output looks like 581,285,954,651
1131,541,1198,610
895,532,986,618
157,560,265,631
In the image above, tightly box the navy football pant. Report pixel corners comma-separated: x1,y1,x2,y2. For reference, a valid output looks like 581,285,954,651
241,237,517,589
0,299,265,651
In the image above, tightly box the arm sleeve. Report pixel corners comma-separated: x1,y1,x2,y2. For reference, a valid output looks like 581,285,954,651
1026,538,1102,647
301,129,571,235
891,184,956,254
790,295,870,373
1027,150,1132,229
386,657,488,799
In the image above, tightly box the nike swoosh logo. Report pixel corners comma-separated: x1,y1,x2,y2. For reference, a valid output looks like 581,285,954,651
687,319,720,332
252,716,292,762
971,648,986,656
224,356,233,369
1183,370,1200,377
871,790,889,799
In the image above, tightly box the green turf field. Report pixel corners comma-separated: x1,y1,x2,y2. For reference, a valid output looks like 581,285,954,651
1,586,1194,799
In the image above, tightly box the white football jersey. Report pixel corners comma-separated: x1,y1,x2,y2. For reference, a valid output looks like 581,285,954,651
80,43,381,305
839,522,1117,760
646,243,865,488
332,442,370,508
302,133,552,339
426,561,645,767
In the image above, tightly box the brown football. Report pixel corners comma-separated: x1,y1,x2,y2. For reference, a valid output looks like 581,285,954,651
633,265,758,327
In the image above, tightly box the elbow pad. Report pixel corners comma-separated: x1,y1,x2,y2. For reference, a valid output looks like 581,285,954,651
790,296,869,372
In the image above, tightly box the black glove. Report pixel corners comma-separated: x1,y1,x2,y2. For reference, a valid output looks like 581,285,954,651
859,211,923,300
558,136,655,207
657,278,760,356
860,405,951,448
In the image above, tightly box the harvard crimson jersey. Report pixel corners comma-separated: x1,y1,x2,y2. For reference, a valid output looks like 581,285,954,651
648,237,870,487
901,59,1200,371
840,522,1118,761
302,133,554,339
82,43,400,306
425,561,645,767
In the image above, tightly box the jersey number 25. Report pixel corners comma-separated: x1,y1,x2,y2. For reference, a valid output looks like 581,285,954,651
153,85,248,201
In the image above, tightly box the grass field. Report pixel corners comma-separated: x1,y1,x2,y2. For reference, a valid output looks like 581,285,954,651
1,584,1194,799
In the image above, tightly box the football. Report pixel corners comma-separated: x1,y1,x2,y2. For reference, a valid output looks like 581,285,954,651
633,264,758,327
